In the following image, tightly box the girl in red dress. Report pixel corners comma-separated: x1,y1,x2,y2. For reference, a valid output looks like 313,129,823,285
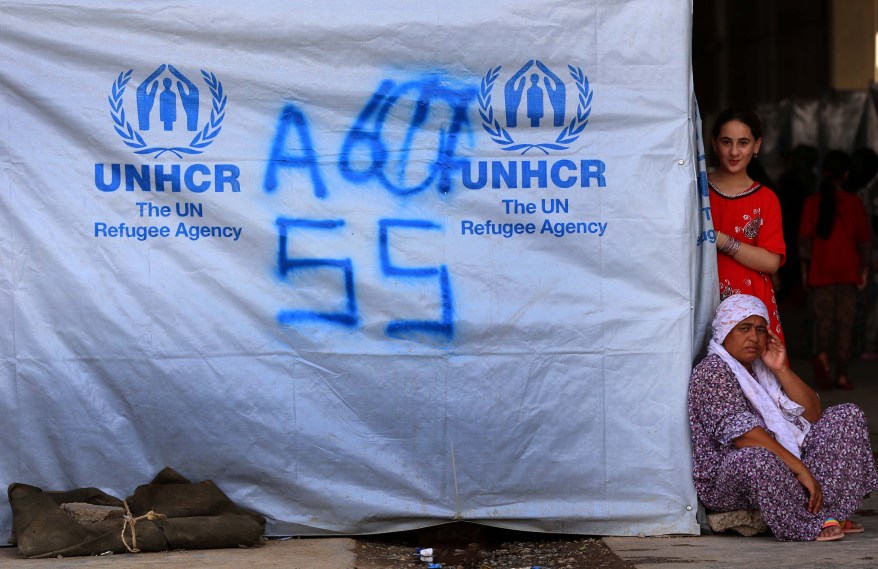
709,109,786,344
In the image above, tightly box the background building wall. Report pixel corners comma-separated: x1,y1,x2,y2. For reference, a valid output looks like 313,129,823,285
829,0,878,90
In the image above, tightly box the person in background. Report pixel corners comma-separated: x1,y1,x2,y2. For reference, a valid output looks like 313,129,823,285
708,108,786,344
799,150,871,390
846,148,878,360
848,147,878,224
775,145,818,307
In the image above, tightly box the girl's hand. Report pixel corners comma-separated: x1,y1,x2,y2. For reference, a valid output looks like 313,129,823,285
761,330,787,372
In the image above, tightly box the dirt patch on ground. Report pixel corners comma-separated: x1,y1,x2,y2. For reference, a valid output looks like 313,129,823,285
354,522,635,569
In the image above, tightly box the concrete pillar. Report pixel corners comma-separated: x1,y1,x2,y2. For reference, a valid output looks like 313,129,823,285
829,0,878,89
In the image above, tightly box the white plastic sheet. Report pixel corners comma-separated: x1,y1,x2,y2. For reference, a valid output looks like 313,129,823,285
0,0,711,536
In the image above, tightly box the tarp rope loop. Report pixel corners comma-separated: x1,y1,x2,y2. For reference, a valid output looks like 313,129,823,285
121,500,166,553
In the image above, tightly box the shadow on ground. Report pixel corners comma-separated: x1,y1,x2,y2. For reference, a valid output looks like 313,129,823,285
354,522,634,569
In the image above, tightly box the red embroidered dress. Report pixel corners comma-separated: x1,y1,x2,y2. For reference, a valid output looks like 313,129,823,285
709,180,787,342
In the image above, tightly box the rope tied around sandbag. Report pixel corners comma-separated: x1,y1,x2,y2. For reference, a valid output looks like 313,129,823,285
121,500,166,553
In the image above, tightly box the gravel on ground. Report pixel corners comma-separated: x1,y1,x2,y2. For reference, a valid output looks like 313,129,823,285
354,522,636,569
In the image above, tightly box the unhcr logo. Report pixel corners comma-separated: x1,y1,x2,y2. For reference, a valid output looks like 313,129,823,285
96,65,240,193
479,60,592,155
463,60,604,190
107,64,226,159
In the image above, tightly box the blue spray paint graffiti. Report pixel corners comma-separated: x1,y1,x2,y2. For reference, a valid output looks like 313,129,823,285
275,217,358,326
266,75,472,341
379,219,453,339
339,77,476,196
264,105,328,199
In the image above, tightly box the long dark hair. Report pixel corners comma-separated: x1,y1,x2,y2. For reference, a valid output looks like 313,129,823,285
816,150,851,239
711,108,773,187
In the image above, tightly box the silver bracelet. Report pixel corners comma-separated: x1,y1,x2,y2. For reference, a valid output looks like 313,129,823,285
718,236,733,254
724,236,742,256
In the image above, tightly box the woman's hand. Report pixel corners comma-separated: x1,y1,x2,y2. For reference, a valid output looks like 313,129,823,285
795,468,824,514
735,427,825,512
761,330,788,372
765,332,823,422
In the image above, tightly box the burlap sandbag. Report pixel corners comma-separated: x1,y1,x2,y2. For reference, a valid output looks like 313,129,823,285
7,467,265,558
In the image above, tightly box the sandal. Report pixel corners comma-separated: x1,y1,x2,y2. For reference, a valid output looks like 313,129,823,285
812,357,833,390
837,376,855,391
815,518,845,542
841,519,865,534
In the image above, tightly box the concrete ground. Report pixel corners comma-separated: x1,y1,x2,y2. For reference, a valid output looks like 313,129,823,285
3,305,877,568
0,538,357,568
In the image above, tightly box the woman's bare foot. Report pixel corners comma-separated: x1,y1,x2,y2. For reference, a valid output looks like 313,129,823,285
816,519,845,541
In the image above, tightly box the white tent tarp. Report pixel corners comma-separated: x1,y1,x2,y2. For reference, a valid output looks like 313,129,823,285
0,0,714,536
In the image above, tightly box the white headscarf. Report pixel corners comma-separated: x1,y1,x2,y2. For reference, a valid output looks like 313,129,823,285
708,294,810,457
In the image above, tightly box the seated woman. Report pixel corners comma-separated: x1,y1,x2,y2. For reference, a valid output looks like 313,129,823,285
688,294,878,541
